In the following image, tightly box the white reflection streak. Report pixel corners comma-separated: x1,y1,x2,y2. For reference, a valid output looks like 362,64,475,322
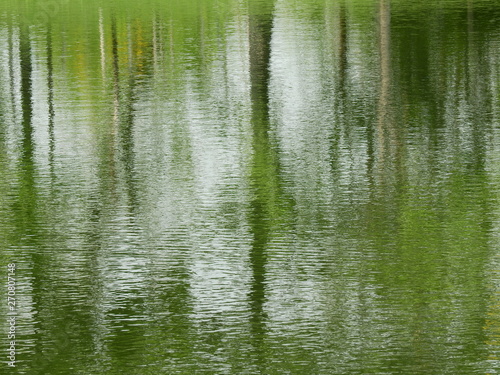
8,22,17,121
99,8,106,80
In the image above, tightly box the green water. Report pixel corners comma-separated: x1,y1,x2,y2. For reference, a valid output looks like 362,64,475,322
1,0,500,373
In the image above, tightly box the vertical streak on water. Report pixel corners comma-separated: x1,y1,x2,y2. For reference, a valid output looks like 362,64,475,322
47,23,55,186
20,24,33,171
330,0,348,177
112,15,120,126
337,1,347,88
376,0,392,182
18,18,45,373
466,0,478,168
199,3,206,67
248,0,275,369
152,14,158,73
168,19,174,68
467,0,474,103
99,9,106,80
374,0,405,203
121,19,137,211
110,15,119,193
7,19,16,122
466,0,489,171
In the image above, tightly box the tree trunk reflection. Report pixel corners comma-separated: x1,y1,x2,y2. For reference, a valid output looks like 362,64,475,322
248,0,275,368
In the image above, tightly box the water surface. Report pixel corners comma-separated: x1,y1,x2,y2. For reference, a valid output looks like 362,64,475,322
1,0,500,373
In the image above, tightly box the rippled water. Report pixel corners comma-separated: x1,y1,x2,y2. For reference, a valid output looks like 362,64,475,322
1,0,500,373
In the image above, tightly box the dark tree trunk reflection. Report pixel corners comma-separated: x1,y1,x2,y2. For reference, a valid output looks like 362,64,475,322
248,1,276,368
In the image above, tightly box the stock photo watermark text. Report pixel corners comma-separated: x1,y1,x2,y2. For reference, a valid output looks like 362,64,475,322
6,263,16,368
